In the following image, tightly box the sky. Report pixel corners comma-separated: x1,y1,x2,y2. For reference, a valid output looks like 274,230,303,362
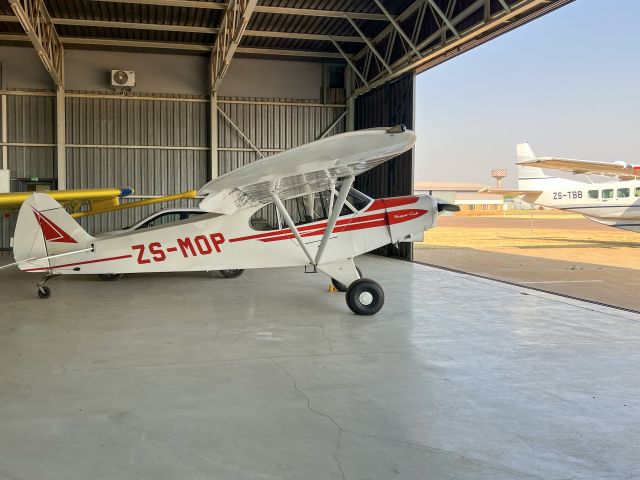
414,0,640,187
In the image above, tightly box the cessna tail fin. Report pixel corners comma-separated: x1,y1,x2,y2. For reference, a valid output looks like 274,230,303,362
13,193,94,270
517,143,551,190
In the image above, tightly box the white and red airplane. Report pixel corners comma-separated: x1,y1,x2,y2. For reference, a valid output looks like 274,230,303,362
3,126,456,315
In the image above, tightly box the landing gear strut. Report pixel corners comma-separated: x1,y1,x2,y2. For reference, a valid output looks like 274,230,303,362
331,266,362,292
36,273,59,299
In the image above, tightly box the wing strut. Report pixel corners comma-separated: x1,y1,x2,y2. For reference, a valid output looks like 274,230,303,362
271,192,316,266
315,176,354,265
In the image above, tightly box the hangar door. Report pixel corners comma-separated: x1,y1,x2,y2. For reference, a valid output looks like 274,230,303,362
354,74,415,261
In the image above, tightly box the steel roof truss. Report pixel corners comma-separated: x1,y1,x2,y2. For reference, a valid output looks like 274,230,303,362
8,0,64,86
210,0,258,91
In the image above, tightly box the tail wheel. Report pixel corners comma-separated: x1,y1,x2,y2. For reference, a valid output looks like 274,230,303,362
219,269,244,279
98,274,123,281
331,266,362,293
37,286,51,299
346,279,384,315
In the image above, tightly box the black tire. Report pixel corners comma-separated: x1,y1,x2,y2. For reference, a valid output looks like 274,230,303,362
219,269,244,279
346,279,384,316
37,285,51,299
331,266,362,293
98,274,123,281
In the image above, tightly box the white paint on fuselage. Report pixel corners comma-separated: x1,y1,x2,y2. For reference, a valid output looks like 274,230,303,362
519,175,640,231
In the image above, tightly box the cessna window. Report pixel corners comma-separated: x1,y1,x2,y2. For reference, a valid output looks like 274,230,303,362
250,203,280,231
636,187,640,197
602,189,614,199
617,188,630,198
249,187,372,231
588,190,599,199
140,212,182,229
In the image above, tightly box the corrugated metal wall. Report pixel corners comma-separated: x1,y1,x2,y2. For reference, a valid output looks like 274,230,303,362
0,90,346,249
218,98,346,173
354,73,415,260
1,92,56,249
65,94,209,234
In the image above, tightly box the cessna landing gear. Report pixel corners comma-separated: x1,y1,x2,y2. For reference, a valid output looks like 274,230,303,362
219,269,244,279
331,267,362,292
36,273,59,299
346,279,384,315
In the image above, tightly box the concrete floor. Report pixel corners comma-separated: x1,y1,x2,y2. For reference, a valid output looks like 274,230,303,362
0,255,639,480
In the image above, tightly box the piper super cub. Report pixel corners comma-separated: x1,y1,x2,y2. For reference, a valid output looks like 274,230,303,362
5,125,457,315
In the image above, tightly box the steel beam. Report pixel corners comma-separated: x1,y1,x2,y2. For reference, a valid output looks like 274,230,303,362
354,0,573,96
373,0,422,58
210,0,257,92
0,34,344,58
0,15,364,43
316,110,347,140
90,1,389,20
346,16,392,74
426,0,460,38
55,85,66,189
498,0,512,12
217,107,265,159
330,39,368,88
210,91,218,180
8,0,64,86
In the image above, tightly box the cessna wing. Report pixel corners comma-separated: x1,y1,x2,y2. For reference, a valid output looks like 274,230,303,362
478,187,542,196
198,125,416,214
0,187,198,217
0,188,134,212
518,157,640,181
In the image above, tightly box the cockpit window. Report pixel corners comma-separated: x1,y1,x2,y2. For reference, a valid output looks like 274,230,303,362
249,187,372,231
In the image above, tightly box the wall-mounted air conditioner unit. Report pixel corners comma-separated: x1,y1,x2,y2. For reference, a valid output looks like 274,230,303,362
111,70,136,88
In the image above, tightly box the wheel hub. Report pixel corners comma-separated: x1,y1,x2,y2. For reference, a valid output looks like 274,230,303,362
359,291,374,306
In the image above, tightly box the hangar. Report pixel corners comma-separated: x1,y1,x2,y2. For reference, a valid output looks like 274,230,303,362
3,1,638,479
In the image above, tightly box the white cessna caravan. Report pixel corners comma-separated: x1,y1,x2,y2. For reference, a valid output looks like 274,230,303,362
2,126,458,315
482,143,640,232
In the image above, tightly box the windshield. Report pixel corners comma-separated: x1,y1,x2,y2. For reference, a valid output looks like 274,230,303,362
249,186,372,231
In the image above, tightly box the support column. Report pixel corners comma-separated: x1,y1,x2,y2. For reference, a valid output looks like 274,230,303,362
210,91,218,180
345,67,355,132
56,85,66,190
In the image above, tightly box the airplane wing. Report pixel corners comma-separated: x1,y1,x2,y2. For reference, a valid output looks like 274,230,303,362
0,188,134,212
519,157,640,180
478,187,542,195
0,188,198,217
198,126,416,214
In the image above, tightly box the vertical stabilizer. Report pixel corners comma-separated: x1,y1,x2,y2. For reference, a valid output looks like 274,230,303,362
517,143,551,190
13,193,94,269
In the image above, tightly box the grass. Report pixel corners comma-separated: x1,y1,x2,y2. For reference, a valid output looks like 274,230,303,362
416,225,640,270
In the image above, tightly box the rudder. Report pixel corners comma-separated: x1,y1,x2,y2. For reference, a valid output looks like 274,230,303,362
13,193,94,268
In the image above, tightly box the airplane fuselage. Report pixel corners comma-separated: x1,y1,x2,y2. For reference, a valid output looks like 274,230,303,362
19,195,437,274
521,177,640,231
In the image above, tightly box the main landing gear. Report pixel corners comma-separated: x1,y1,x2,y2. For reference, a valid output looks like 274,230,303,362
36,273,59,299
330,266,384,315
345,279,385,315
331,266,362,292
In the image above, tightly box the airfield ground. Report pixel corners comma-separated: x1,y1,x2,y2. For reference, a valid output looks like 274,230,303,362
415,212,640,311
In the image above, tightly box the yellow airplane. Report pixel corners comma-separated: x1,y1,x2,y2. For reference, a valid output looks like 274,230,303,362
0,188,198,217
